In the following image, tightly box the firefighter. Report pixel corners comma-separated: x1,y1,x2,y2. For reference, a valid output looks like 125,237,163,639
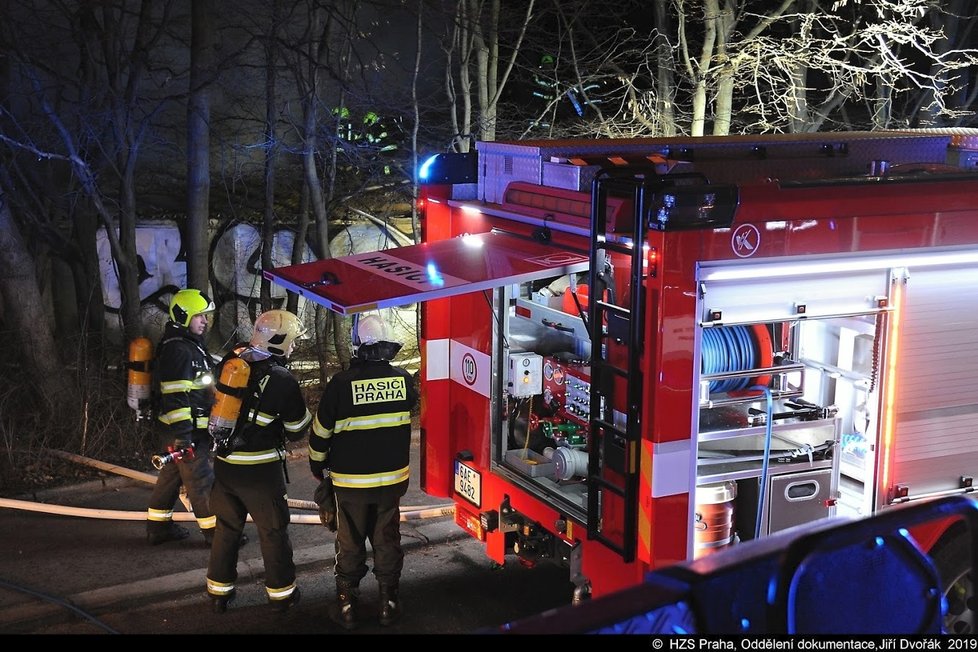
310,313,418,630
206,309,312,614
146,288,221,546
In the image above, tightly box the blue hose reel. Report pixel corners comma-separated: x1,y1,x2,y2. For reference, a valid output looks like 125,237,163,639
702,325,763,394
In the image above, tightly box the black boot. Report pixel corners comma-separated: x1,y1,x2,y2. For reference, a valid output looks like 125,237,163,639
270,586,301,613
147,522,189,545
378,583,401,626
211,588,236,614
335,580,360,630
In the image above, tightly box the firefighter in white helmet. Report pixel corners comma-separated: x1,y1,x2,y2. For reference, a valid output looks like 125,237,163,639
146,288,220,546
206,309,312,614
310,312,418,630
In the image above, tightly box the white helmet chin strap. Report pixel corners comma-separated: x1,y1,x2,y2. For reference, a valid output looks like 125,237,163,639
351,313,362,348
244,347,273,361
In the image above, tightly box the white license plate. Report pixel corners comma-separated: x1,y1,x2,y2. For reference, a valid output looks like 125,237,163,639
454,461,481,507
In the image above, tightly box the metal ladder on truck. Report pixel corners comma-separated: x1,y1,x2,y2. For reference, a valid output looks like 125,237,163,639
584,172,649,562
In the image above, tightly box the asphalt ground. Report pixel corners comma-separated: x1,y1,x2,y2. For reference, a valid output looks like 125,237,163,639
0,437,576,635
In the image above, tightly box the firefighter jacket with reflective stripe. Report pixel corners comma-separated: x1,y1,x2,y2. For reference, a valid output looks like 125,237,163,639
155,322,215,443
311,358,418,490
215,349,311,466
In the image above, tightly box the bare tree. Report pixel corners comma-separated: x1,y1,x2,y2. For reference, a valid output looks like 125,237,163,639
499,0,978,138
187,0,215,292
260,0,283,311
903,0,978,126
80,1,174,340
0,1,189,343
671,0,978,134
0,193,71,404
409,0,424,242
442,0,536,146
654,0,679,136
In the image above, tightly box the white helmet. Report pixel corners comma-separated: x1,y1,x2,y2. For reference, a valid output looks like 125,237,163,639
353,313,401,361
251,309,306,357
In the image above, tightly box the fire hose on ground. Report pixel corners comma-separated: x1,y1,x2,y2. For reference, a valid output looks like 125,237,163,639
0,448,455,524
0,496,456,523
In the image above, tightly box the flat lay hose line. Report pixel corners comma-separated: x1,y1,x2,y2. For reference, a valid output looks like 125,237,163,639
1,449,454,522
0,497,454,523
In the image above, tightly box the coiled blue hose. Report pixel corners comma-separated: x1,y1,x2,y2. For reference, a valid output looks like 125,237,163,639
702,325,758,394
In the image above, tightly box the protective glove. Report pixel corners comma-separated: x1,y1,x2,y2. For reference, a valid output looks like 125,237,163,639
313,475,337,532
170,437,195,462
319,506,337,533
309,458,327,481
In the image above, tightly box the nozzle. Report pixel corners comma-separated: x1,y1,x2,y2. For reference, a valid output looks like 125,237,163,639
151,442,195,470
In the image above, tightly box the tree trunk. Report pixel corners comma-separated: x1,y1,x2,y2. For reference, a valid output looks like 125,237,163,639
473,0,493,141
73,207,105,339
114,154,143,342
712,0,735,136
261,0,281,312
690,0,718,136
472,0,533,143
409,0,423,243
187,0,215,294
713,74,733,136
288,182,310,316
0,195,71,404
455,0,473,148
654,0,677,136
299,3,349,372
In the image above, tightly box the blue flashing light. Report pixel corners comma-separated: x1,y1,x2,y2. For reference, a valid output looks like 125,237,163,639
417,152,478,184
419,154,439,181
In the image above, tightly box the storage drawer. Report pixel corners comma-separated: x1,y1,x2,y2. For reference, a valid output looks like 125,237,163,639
767,468,834,534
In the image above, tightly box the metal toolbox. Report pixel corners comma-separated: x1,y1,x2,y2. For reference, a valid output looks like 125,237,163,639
736,466,836,539
766,468,834,534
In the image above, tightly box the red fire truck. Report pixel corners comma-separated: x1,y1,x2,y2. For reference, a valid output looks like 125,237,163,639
267,130,978,625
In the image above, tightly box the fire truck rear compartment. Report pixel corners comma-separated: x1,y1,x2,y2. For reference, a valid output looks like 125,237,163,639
696,249,978,554
492,242,978,562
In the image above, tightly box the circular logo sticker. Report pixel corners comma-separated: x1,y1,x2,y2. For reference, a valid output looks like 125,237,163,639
731,224,760,258
461,352,478,386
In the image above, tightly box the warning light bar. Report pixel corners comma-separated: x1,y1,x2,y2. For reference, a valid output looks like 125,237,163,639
647,184,739,231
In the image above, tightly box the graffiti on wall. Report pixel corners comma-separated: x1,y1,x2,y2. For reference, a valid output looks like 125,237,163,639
97,220,418,358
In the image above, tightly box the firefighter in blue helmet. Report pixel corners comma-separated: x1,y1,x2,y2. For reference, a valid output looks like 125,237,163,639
206,309,312,614
310,313,418,630
146,289,221,545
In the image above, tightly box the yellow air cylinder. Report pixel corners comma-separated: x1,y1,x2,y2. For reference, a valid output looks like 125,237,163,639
127,337,154,419
208,357,251,439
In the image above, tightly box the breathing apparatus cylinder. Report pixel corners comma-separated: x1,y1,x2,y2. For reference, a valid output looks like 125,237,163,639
126,337,154,421
208,357,251,441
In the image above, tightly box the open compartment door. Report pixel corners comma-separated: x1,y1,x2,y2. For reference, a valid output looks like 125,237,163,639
264,230,589,313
